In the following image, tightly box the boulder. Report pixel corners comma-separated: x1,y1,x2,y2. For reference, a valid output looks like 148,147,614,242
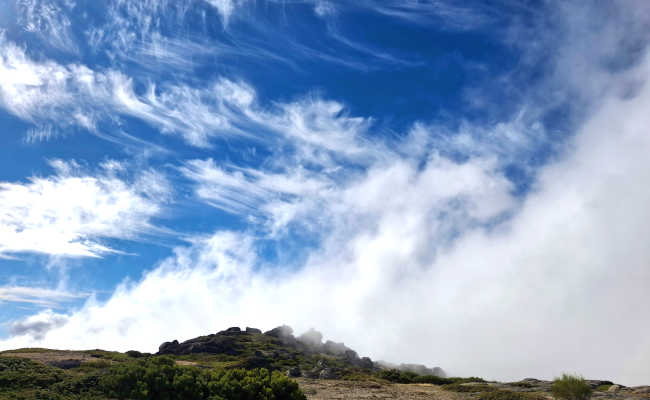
246,327,262,334
323,340,348,355
158,335,244,356
159,339,181,354
587,380,614,389
319,368,337,379
264,325,294,338
608,385,620,392
357,357,374,369
218,327,242,335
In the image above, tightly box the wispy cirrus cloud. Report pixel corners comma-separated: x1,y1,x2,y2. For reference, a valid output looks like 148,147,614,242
0,37,246,146
0,286,85,307
16,0,78,53
0,159,170,258
356,0,501,30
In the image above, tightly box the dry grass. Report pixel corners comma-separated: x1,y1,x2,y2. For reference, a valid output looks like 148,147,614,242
297,378,467,400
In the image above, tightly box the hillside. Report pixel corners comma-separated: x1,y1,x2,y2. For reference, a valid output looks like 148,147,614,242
0,325,648,400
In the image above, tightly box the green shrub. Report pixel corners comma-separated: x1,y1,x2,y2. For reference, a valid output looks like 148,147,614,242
376,369,482,385
376,369,419,383
100,356,306,400
551,374,592,400
0,357,66,390
126,350,146,358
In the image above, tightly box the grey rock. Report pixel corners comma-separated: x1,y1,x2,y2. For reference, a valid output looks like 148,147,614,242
264,325,294,338
323,340,348,355
356,357,374,369
245,327,262,334
632,386,650,394
608,385,620,392
319,368,337,379
158,335,243,355
218,327,242,335
158,339,180,354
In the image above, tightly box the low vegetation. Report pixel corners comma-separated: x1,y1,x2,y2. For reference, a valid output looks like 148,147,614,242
479,390,548,400
551,374,593,400
376,368,485,385
442,383,498,393
0,355,305,400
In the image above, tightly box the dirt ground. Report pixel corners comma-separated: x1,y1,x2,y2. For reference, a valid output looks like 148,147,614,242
296,378,466,400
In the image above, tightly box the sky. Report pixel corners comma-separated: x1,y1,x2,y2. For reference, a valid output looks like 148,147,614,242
0,0,649,386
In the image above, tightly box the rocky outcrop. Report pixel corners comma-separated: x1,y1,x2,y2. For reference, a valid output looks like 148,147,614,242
397,363,446,377
156,324,445,381
264,325,294,338
375,360,446,377
159,333,245,355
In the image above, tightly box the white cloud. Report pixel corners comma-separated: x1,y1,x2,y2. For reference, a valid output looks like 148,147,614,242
363,0,497,30
314,1,336,17
16,0,78,52
7,310,70,341
0,38,246,147
0,287,84,306
205,0,246,27
0,160,170,258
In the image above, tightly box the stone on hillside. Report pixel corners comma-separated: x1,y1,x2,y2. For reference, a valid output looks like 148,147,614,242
344,349,359,361
246,327,262,334
323,340,348,355
159,339,180,354
264,325,294,338
158,335,244,356
219,327,242,335
633,386,650,394
587,380,615,388
356,357,374,369
608,385,620,392
319,368,337,379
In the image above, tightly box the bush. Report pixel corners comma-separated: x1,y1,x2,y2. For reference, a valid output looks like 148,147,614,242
551,374,592,400
376,369,419,383
100,356,306,400
0,357,65,390
376,369,482,385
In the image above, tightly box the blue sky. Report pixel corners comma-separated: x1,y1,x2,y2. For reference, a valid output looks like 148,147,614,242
1,0,649,386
